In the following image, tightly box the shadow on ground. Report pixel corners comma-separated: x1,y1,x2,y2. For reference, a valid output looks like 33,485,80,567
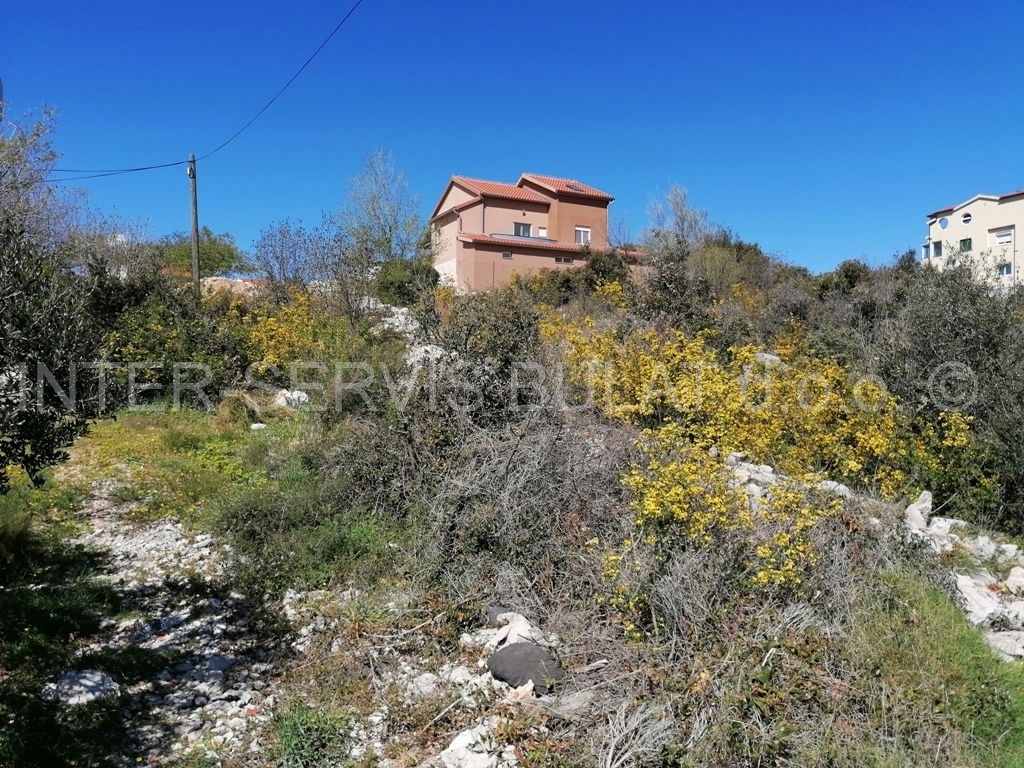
0,528,290,767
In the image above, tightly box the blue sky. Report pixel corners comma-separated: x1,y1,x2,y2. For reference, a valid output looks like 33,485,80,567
4,0,1023,273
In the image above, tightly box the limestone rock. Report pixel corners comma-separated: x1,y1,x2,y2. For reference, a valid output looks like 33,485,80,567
42,670,120,706
956,573,1003,626
1005,566,1024,595
272,389,309,409
904,491,932,531
986,631,1024,659
440,719,517,768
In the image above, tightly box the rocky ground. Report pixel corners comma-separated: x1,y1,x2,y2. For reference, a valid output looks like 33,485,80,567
46,471,282,765
40,444,1024,766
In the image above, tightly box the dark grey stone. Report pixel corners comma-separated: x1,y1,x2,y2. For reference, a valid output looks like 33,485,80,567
487,642,566,695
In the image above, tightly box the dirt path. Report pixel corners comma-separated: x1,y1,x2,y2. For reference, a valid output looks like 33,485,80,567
54,471,284,765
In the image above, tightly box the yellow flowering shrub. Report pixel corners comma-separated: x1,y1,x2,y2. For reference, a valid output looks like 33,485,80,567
623,422,751,546
243,289,353,375
541,310,992,612
592,280,629,313
542,312,933,496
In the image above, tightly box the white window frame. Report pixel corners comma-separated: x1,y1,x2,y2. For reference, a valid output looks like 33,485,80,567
998,263,1013,277
554,256,573,264
501,251,512,260
994,228,1014,247
513,222,532,237
962,212,973,224
538,226,548,238
574,226,591,245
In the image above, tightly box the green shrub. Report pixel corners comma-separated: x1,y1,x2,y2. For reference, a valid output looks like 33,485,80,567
375,256,438,307
276,703,351,768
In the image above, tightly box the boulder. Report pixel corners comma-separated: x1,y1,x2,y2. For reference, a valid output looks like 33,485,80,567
42,670,120,706
440,718,517,768
986,631,1024,659
955,573,1003,626
904,491,932,531
818,479,854,499
272,389,309,410
487,642,565,696
968,536,998,561
1005,566,1024,595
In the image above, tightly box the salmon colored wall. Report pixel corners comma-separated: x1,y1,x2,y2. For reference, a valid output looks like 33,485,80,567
435,183,476,216
550,197,609,247
479,200,550,237
456,242,582,291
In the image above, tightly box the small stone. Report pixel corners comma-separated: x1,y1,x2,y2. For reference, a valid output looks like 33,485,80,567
250,422,268,431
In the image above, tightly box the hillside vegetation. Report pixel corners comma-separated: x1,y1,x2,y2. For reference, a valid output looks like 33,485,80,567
5,115,1024,767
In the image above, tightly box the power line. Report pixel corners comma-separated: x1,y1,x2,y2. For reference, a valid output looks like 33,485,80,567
49,160,187,174
44,0,366,183
198,0,365,161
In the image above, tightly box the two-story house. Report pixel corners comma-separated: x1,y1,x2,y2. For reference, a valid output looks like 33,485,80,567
922,190,1023,284
430,173,613,291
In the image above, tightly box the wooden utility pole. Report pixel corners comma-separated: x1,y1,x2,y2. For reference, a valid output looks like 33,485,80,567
187,153,201,296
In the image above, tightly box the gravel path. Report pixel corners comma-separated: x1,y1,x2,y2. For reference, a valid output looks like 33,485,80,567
63,473,283,765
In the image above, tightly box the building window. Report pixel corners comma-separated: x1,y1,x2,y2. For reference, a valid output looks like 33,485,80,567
934,241,943,258
513,222,531,237
921,244,930,260
501,251,512,260
999,263,1013,277
960,238,973,252
554,256,573,264
939,217,949,229
994,228,1014,246
574,226,591,245
538,227,547,238
962,213,973,224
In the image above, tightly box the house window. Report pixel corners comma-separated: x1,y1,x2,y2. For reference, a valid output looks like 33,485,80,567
994,228,1014,246
574,226,591,245
933,241,943,259
554,256,573,264
921,244,930,260
962,213,973,224
538,227,547,238
513,222,531,237
939,217,949,229
501,251,512,260
998,263,1013,277
960,238,973,252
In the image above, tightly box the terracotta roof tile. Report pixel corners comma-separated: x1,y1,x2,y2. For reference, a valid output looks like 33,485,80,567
452,176,549,204
520,173,613,200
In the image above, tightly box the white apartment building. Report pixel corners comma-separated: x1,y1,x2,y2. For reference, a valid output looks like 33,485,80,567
922,190,1023,284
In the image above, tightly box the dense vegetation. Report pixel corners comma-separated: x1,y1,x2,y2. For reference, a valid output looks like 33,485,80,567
5,113,1024,766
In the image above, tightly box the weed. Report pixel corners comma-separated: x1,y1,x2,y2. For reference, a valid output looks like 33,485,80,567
276,702,352,768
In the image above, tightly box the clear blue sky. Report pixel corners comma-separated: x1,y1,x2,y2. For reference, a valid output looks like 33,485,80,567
4,0,1023,273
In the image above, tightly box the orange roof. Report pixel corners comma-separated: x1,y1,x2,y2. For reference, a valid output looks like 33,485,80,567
520,173,613,200
452,176,549,204
457,233,586,253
